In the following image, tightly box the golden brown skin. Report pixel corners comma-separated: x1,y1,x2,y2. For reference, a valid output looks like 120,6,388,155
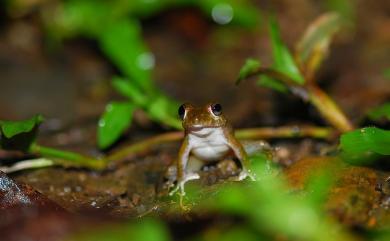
170,103,254,196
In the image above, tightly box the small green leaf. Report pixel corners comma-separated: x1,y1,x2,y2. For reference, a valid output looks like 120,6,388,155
368,102,390,121
257,75,289,93
269,18,305,84
237,58,261,83
0,115,44,151
98,102,136,149
340,127,390,164
112,77,148,105
0,115,43,138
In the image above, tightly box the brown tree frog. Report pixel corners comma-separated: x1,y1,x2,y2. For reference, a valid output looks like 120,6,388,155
169,103,255,196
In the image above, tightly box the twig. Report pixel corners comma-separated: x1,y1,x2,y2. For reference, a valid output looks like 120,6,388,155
107,131,183,162
0,158,54,173
29,143,107,170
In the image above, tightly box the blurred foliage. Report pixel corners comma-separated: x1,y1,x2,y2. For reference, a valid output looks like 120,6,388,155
340,127,390,165
68,218,170,241
324,0,355,21
367,102,390,122
237,13,353,132
37,0,261,149
0,115,43,151
268,17,304,84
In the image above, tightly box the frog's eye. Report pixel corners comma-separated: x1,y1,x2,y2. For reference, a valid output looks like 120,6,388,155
210,103,222,116
178,104,186,120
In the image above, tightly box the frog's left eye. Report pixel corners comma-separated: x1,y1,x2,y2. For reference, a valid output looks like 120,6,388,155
178,104,186,120
210,103,222,116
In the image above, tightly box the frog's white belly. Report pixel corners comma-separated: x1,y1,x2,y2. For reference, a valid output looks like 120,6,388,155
188,127,230,161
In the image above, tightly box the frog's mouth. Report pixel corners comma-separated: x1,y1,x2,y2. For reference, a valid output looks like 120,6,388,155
188,125,204,132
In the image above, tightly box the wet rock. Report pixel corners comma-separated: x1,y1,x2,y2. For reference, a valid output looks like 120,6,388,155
0,171,62,211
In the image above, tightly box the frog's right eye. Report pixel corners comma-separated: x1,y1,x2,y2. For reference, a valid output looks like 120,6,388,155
178,104,186,120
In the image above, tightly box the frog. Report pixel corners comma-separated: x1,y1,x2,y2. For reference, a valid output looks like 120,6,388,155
169,102,256,196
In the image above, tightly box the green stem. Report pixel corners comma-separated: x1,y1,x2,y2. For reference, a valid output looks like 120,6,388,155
307,85,354,132
107,131,183,163
235,126,335,139
29,143,107,170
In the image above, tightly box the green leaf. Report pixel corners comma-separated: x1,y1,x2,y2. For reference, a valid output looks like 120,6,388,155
198,0,261,27
98,102,136,149
112,77,148,105
0,115,44,151
368,102,390,121
0,115,43,138
257,75,289,93
296,12,342,63
269,18,305,84
147,96,182,129
237,58,261,83
99,19,155,94
340,127,390,164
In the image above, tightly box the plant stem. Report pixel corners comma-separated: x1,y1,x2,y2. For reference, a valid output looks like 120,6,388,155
29,143,107,170
307,84,354,132
237,67,354,133
235,126,335,139
0,158,54,173
107,131,183,162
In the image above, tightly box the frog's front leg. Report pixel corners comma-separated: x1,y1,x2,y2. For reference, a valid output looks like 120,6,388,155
169,136,199,196
224,130,256,181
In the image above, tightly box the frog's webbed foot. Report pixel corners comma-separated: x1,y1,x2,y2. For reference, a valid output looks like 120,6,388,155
235,169,256,181
169,172,200,196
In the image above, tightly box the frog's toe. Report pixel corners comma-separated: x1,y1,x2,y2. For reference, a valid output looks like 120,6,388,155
184,172,200,181
237,170,256,181
169,173,200,196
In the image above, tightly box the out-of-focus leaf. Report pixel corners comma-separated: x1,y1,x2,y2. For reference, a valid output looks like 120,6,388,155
99,19,155,94
98,102,136,149
368,102,390,121
0,115,44,151
53,0,115,38
269,18,305,84
112,77,148,105
237,58,261,83
148,96,182,129
325,0,355,21
296,12,342,63
340,127,390,164
0,115,43,138
208,227,260,241
384,68,390,79
69,218,170,241
257,75,289,93
198,0,260,27
202,155,353,241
